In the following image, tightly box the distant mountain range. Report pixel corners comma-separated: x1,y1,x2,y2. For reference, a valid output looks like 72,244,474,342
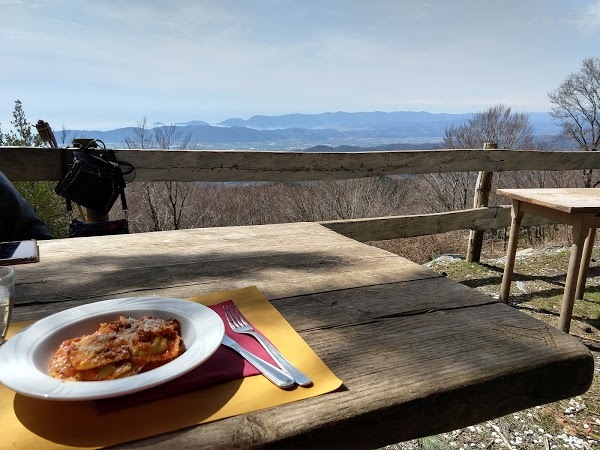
59,111,562,150
219,111,475,129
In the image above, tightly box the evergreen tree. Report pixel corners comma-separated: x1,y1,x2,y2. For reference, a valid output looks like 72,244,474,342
1,100,69,237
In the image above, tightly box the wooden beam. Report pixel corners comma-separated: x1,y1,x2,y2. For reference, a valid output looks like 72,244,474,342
320,206,556,242
2,147,600,182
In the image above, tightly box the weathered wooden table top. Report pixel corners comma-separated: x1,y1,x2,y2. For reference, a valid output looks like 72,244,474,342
497,188,600,213
9,222,594,449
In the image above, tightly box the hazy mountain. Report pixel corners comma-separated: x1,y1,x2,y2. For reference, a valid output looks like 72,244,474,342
175,120,210,127
526,112,562,135
58,110,561,150
302,142,442,152
152,120,210,127
220,111,475,130
220,110,561,136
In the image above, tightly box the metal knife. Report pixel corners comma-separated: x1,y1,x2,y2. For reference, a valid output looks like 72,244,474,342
221,334,296,389
242,331,313,387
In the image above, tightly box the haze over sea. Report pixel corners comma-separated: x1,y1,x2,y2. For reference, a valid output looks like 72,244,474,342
58,110,562,151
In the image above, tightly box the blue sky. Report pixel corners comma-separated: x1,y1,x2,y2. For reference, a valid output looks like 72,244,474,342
1,0,600,130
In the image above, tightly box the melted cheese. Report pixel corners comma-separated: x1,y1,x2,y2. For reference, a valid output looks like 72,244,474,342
49,316,183,381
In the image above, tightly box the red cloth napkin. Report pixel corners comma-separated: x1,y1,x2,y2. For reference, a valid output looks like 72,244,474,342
97,300,277,413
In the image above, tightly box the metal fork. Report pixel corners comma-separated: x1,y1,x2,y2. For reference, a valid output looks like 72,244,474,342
224,304,313,387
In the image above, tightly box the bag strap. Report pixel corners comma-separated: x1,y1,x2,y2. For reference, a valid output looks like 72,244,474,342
58,147,74,214
101,144,129,215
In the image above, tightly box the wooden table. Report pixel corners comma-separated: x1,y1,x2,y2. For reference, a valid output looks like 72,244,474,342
498,188,600,333
9,222,594,449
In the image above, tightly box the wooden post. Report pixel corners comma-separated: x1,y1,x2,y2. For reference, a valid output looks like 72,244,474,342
76,204,109,223
499,200,524,303
575,227,596,300
466,143,498,262
559,221,590,332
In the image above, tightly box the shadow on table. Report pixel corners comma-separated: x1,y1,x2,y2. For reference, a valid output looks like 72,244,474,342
13,373,244,448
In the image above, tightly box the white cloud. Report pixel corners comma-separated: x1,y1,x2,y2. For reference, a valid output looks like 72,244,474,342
1,0,598,129
564,1,600,31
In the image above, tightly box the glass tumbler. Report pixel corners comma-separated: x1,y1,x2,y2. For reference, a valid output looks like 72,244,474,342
0,267,14,344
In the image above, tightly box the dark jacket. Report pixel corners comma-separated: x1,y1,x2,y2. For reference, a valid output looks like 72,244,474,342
0,171,53,241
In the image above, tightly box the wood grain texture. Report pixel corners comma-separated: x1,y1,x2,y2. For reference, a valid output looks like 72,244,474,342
498,188,600,214
0,147,582,241
3,147,600,182
12,223,437,312
320,206,555,241
9,223,594,449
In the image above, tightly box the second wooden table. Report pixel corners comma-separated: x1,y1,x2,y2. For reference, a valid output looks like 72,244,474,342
498,188,600,332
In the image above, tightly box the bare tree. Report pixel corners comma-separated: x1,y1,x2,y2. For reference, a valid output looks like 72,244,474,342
155,124,192,150
123,116,155,149
418,172,474,212
60,125,68,146
283,177,405,222
443,104,534,149
420,104,534,213
123,118,197,231
548,57,600,187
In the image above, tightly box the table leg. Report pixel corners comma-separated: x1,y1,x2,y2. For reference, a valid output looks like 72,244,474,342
575,227,596,300
559,220,589,333
500,200,524,304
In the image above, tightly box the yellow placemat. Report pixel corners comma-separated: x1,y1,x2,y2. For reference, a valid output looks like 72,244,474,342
1,286,343,449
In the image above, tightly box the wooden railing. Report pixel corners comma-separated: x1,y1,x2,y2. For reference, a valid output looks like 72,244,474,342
2,146,598,245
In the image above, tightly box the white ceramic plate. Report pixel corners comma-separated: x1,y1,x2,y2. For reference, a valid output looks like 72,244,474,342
0,297,225,400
